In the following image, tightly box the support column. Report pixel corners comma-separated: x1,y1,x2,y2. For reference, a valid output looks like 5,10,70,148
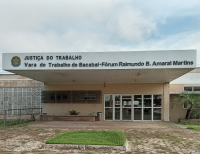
163,83,169,121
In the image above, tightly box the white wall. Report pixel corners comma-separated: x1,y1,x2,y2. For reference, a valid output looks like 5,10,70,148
170,73,200,84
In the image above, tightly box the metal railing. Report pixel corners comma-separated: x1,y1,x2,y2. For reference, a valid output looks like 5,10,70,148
0,108,42,128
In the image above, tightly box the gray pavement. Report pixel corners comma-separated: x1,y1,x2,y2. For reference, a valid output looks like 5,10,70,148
29,121,180,129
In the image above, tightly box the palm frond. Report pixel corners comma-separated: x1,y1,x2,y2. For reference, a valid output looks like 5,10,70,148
173,92,200,110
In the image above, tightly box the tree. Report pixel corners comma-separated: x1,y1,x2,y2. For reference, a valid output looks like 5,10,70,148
173,92,200,119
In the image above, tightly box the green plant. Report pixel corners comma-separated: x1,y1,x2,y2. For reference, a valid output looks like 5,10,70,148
197,113,200,119
190,109,198,119
172,136,182,144
166,132,170,136
68,110,80,115
134,138,139,146
178,122,200,126
188,126,200,130
46,130,126,146
173,92,200,119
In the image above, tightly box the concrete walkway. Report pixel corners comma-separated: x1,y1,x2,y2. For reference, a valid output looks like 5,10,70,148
30,121,179,129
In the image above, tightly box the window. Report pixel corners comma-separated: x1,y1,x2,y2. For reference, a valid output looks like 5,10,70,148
194,87,200,91
43,90,101,103
56,94,62,100
50,94,56,100
184,87,192,91
50,94,66,101
73,91,101,103
104,94,162,121
105,95,113,120
184,87,200,92
78,94,97,100
89,94,96,100
43,91,71,103
78,94,85,100
62,94,68,100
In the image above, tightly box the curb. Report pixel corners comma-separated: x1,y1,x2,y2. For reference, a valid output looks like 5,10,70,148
42,140,131,152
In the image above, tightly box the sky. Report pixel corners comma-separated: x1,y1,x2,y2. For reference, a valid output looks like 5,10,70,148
0,0,200,74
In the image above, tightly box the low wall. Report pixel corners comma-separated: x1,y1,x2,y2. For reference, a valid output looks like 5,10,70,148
40,115,97,122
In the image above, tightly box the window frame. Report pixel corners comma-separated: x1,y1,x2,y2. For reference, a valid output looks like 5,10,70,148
104,94,162,121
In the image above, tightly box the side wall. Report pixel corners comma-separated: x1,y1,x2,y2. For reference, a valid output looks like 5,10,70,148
170,94,187,122
0,76,44,114
169,84,200,123
43,83,169,121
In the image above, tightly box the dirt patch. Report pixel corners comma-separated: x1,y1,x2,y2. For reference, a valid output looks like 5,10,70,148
0,122,200,153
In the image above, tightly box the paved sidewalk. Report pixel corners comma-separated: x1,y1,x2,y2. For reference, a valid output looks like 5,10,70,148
29,121,180,129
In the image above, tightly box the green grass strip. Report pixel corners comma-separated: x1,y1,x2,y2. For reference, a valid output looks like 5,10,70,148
178,122,200,126
0,120,31,128
187,126,200,130
46,130,126,146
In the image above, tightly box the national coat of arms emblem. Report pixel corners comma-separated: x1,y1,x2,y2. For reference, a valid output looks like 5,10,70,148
11,56,21,67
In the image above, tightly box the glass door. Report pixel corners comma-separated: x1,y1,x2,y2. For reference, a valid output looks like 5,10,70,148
122,95,132,121
114,95,121,120
105,94,162,121
105,95,113,120
133,95,142,120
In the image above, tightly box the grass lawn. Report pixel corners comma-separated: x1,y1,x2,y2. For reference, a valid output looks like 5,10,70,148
0,121,3,127
187,126,200,130
0,120,31,128
178,122,200,127
46,130,126,146
178,122,200,130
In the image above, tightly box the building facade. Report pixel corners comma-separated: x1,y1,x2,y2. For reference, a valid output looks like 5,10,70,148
1,50,198,122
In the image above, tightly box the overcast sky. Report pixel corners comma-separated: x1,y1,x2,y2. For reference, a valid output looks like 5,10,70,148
1,0,200,73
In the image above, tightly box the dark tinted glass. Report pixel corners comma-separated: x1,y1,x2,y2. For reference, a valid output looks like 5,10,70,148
105,95,113,107
134,108,141,120
144,95,152,107
143,108,152,120
194,87,200,91
153,95,162,107
57,94,62,100
134,95,142,107
153,108,161,120
184,87,192,91
122,96,132,107
105,108,113,120
115,95,120,107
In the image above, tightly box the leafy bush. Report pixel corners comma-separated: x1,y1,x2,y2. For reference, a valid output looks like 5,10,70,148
189,109,200,119
190,109,198,119
173,92,200,119
68,110,80,115
196,113,200,119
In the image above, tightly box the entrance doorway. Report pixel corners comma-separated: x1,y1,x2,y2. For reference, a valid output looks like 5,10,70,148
104,94,162,121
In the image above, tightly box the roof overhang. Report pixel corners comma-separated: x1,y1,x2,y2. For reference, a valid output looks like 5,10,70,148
2,50,197,84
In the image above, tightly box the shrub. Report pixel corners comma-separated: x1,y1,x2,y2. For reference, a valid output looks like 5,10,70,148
68,110,80,115
189,109,200,119
190,109,198,119
196,113,200,119
173,92,200,119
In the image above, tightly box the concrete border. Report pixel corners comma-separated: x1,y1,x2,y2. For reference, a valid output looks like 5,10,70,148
42,140,131,152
